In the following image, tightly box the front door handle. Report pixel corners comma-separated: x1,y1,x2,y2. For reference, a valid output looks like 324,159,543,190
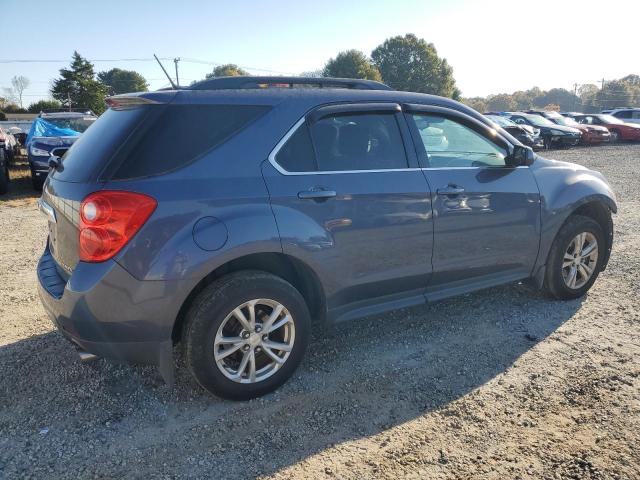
437,184,465,195
298,188,337,201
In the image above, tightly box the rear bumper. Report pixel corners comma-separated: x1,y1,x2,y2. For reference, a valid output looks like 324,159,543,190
37,246,178,372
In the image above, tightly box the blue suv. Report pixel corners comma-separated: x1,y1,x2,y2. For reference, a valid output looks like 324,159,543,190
37,77,616,399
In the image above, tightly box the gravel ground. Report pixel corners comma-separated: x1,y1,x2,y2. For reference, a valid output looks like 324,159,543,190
1,144,639,479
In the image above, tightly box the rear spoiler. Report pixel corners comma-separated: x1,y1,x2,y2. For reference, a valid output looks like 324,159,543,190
106,89,179,108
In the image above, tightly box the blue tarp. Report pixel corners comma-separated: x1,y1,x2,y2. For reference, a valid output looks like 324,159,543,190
26,118,81,144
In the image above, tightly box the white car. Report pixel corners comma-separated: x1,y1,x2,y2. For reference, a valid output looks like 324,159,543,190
601,108,640,125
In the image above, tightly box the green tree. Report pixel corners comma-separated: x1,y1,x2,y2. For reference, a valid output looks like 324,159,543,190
371,34,458,97
486,93,517,112
0,111,6,121
51,51,108,114
533,88,579,111
461,97,487,113
27,99,63,113
323,50,381,81
98,68,149,95
205,64,250,79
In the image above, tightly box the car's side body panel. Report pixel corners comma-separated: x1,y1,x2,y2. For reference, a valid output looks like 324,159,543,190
35,86,617,379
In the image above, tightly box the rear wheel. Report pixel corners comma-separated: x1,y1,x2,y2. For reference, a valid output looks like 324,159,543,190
544,215,605,300
184,271,311,400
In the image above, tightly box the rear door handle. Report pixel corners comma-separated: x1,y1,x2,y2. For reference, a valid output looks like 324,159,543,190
436,184,465,195
298,188,337,201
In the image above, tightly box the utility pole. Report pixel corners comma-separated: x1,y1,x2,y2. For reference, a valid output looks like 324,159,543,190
67,92,72,112
174,57,180,87
573,83,578,111
599,78,606,110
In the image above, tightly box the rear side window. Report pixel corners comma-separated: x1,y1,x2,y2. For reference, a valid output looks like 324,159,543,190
52,107,146,183
112,104,270,179
311,113,407,171
53,104,270,182
275,124,316,172
273,112,408,173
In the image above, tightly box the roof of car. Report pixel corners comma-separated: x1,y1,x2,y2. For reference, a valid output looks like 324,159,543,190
188,76,392,91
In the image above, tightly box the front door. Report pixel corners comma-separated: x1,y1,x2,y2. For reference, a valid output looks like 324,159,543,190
405,106,541,298
262,104,434,315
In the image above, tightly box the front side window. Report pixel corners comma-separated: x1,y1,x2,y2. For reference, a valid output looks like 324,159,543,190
411,114,507,168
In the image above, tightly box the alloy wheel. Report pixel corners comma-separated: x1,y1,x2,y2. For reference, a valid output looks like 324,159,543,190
562,232,598,289
213,299,295,384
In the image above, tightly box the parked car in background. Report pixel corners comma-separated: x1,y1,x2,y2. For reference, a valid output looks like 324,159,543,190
527,110,611,144
567,113,640,143
601,108,640,125
560,112,583,118
485,114,544,149
27,111,97,190
37,76,616,400
0,146,9,194
508,112,582,149
0,127,18,159
8,126,27,147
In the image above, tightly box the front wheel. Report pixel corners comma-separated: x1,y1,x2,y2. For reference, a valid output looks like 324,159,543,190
609,130,620,143
184,271,311,400
544,215,605,300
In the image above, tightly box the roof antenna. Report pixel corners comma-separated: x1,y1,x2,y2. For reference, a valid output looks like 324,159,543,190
154,54,177,89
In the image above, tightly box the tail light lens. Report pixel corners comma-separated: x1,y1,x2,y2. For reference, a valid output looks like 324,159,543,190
79,191,157,262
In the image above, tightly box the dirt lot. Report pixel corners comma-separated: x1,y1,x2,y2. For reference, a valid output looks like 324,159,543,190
1,145,639,479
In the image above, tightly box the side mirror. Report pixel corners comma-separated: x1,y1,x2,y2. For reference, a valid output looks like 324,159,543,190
509,145,535,167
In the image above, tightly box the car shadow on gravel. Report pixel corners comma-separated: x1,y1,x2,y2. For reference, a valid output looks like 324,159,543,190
0,283,586,478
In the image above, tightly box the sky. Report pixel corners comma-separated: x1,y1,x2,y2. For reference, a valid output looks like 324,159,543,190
1,0,639,106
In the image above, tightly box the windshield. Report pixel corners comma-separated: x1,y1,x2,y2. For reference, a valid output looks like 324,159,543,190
486,115,517,127
44,117,96,133
554,116,579,127
598,114,624,124
524,115,554,127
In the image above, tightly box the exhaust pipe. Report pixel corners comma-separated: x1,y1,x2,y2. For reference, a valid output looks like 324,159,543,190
77,350,99,363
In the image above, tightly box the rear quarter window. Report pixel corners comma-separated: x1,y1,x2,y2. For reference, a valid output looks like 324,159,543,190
53,104,271,182
111,104,271,179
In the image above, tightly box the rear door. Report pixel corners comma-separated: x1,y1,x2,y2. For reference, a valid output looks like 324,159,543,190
404,104,541,298
262,103,434,316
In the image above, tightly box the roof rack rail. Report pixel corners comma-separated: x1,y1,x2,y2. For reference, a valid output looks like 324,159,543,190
188,76,393,91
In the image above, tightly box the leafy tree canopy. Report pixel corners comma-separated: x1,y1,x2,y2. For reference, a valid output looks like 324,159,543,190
98,68,149,95
51,51,108,114
323,50,381,81
27,99,63,113
371,34,458,97
205,64,250,79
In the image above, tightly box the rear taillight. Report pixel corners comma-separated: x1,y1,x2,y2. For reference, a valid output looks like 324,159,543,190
79,191,156,262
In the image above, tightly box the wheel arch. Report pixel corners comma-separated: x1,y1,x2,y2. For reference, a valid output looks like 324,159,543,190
570,199,614,270
172,252,327,343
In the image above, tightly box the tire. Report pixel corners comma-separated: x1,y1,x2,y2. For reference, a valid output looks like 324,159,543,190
184,270,311,400
31,169,44,191
543,215,605,300
610,130,620,143
543,136,552,150
0,150,8,195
